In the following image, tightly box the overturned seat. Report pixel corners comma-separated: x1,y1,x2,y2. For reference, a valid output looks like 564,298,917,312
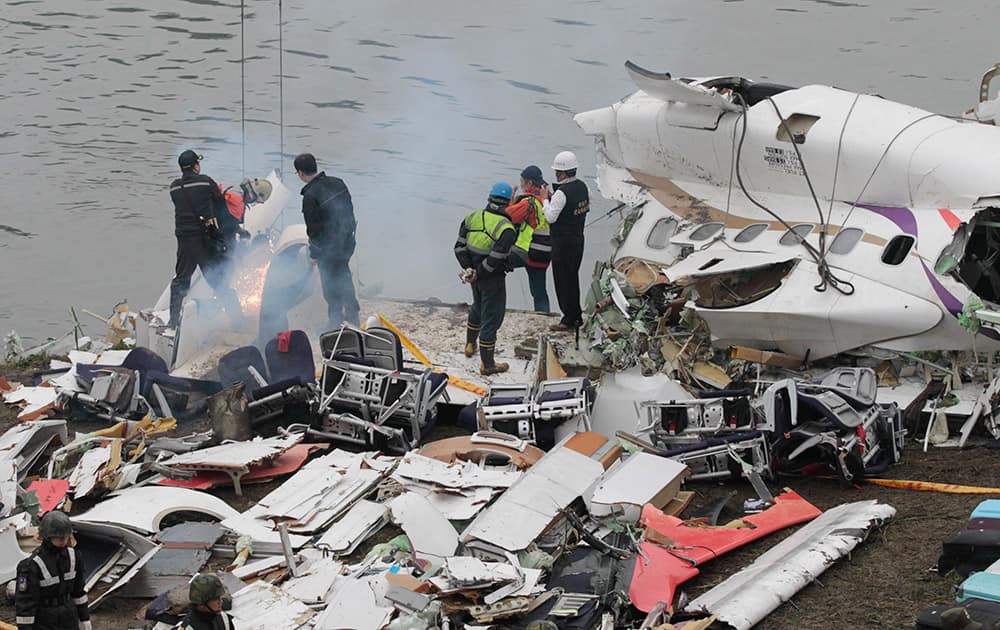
217,330,316,426
317,325,448,451
476,378,591,450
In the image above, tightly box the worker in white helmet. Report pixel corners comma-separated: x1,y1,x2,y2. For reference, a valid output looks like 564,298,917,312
538,150,589,331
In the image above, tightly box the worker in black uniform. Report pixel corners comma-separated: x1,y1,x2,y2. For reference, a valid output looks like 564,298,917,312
168,149,244,330
294,153,360,330
176,573,234,630
455,182,517,375
15,511,91,630
540,150,589,331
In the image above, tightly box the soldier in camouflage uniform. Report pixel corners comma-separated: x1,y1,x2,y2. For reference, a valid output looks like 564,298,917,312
176,573,234,630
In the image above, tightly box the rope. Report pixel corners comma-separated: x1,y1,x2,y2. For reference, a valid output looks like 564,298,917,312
278,0,284,177
240,0,246,179
732,94,855,295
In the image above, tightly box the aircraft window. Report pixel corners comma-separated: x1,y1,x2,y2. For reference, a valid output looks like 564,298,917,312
882,235,915,265
830,228,864,255
779,224,814,246
646,218,678,250
690,222,724,242
735,223,768,243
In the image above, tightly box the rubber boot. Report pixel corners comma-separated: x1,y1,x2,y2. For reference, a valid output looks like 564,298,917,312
464,325,479,358
480,345,509,376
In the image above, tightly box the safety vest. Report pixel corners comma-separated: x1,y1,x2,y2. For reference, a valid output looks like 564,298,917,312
512,195,552,267
464,209,515,256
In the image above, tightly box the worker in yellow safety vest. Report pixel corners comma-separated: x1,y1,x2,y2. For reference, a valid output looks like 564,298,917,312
506,165,552,313
454,182,517,375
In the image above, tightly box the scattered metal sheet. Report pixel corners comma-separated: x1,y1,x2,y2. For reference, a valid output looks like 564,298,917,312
2,384,59,420
684,500,897,629
280,549,344,604
0,517,28,583
74,486,239,534
162,435,303,495
417,434,546,470
0,420,69,480
230,580,316,630
462,438,605,552
398,480,496,521
393,452,521,489
154,522,225,549
315,499,389,556
313,574,394,630
156,443,325,490
116,547,211,598
390,492,458,566
589,452,690,523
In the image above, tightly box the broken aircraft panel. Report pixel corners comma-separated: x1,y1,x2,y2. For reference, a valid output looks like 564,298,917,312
684,500,896,629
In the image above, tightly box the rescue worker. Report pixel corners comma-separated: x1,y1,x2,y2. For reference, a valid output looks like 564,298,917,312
15,511,91,630
539,150,589,331
168,150,244,331
176,573,234,630
294,153,360,329
506,165,551,313
455,182,517,375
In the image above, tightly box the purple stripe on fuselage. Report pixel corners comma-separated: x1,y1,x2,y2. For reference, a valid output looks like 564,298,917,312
920,261,963,316
856,204,918,238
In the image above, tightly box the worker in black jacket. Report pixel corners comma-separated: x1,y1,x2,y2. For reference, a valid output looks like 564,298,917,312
176,573,235,630
15,511,91,630
168,149,243,330
540,150,589,331
294,153,360,329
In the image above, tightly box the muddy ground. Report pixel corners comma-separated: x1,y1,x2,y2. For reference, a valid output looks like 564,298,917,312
0,362,991,630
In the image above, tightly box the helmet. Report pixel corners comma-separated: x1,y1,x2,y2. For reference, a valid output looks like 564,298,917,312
189,573,227,605
178,149,203,170
240,177,273,205
551,150,578,172
39,511,72,539
489,182,513,200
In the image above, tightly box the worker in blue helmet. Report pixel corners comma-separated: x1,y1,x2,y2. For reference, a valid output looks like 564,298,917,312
454,182,517,375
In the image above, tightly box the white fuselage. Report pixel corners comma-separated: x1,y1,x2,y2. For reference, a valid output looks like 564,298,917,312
577,76,1000,358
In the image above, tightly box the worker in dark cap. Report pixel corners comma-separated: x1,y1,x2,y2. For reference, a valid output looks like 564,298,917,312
15,511,91,630
506,165,551,313
168,150,244,331
177,573,234,630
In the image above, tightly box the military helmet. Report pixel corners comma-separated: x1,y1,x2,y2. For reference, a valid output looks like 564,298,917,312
39,511,72,539
189,573,226,605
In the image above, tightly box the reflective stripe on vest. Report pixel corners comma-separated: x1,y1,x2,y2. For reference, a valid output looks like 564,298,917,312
33,555,58,587
16,616,35,625
465,210,513,255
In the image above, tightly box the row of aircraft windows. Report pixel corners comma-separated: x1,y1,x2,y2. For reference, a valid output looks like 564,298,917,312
646,219,916,265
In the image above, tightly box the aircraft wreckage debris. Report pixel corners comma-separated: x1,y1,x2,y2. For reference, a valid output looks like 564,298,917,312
15,60,1000,629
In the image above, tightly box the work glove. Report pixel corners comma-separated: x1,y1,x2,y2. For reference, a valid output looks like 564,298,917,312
79,621,93,630
459,268,477,284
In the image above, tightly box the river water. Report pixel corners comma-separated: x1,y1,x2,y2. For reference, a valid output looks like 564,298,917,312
0,0,994,343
